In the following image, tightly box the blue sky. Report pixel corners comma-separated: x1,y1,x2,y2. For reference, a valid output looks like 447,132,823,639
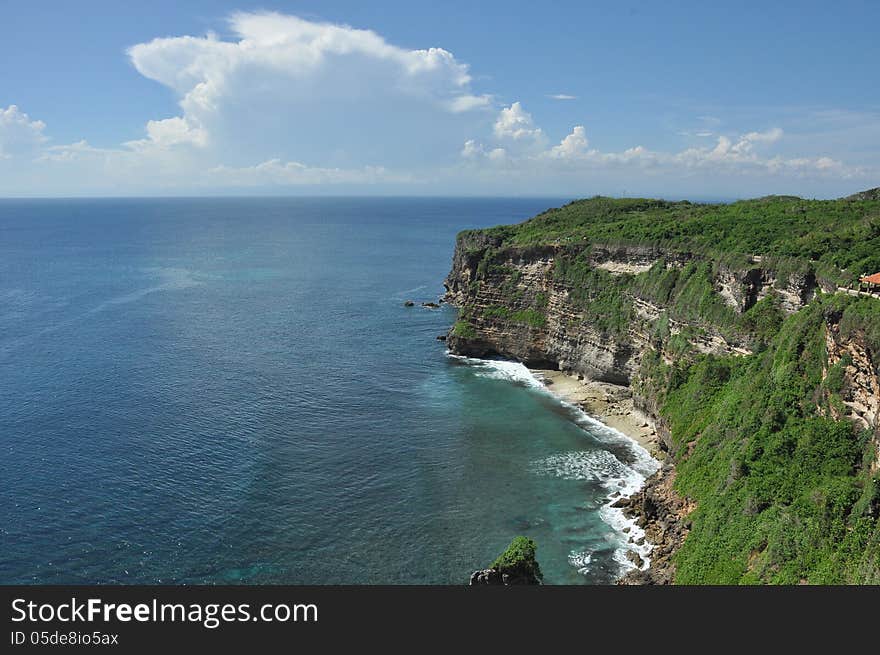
1,0,878,197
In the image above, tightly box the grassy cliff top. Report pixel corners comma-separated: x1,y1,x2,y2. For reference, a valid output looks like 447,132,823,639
464,190,880,283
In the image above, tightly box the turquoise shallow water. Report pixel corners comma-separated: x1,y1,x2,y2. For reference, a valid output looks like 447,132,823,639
0,197,655,585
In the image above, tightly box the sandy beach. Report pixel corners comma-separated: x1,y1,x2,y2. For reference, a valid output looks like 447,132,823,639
532,369,664,459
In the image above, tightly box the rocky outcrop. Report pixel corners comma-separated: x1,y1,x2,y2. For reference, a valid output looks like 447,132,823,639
446,246,647,383
469,568,505,585
468,567,541,585
470,536,543,585
589,244,690,276
823,311,880,470
715,264,818,314
616,464,694,584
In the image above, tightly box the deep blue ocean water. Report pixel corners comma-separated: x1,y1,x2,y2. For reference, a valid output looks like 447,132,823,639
0,197,656,585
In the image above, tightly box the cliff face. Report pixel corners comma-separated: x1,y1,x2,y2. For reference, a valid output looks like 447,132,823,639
823,314,880,471
444,237,812,386
444,228,880,584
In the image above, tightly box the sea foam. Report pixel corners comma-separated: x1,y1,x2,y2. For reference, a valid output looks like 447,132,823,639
449,353,659,575
447,354,546,390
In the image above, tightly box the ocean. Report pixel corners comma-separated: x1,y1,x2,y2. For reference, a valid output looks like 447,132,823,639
0,197,657,585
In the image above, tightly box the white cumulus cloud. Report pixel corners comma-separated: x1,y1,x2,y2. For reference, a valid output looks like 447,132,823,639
0,105,48,158
126,117,208,150
493,102,544,142
461,105,865,187
126,11,489,167
547,125,589,159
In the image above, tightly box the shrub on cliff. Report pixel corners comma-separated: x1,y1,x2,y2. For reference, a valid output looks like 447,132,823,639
451,320,477,339
491,193,880,288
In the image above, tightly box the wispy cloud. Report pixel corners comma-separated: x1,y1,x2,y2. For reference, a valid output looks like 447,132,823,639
548,94,576,100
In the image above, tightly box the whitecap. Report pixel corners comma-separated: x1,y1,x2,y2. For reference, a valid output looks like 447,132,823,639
568,549,592,575
531,450,642,493
447,354,545,390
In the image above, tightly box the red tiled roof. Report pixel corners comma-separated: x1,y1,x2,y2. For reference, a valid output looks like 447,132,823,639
861,272,880,285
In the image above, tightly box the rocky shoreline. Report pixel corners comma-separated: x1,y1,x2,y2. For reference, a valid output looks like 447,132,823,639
614,464,692,584
531,369,688,583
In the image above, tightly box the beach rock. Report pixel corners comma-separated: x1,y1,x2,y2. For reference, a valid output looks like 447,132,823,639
403,300,415,307
611,497,630,508
626,551,644,569
618,463,692,585
422,302,440,309
436,335,447,341
469,568,504,585
469,564,542,586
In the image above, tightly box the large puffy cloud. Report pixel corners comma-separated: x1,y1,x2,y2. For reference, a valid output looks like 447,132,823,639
126,12,489,165
125,117,208,150
493,102,544,142
547,125,589,159
0,12,494,194
129,12,480,106
0,105,47,158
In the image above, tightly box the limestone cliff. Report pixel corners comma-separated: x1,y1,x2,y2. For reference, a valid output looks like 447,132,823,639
823,310,880,471
444,235,814,391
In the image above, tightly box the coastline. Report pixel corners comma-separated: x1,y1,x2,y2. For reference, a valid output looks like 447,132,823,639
532,368,690,584
532,369,663,459
531,368,666,576
447,345,684,581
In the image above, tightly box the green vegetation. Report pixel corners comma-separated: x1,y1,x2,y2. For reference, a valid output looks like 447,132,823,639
451,320,477,339
651,295,880,584
510,308,546,327
484,306,546,327
553,252,635,336
491,536,543,583
452,190,880,584
470,194,880,286
549,249,785,344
